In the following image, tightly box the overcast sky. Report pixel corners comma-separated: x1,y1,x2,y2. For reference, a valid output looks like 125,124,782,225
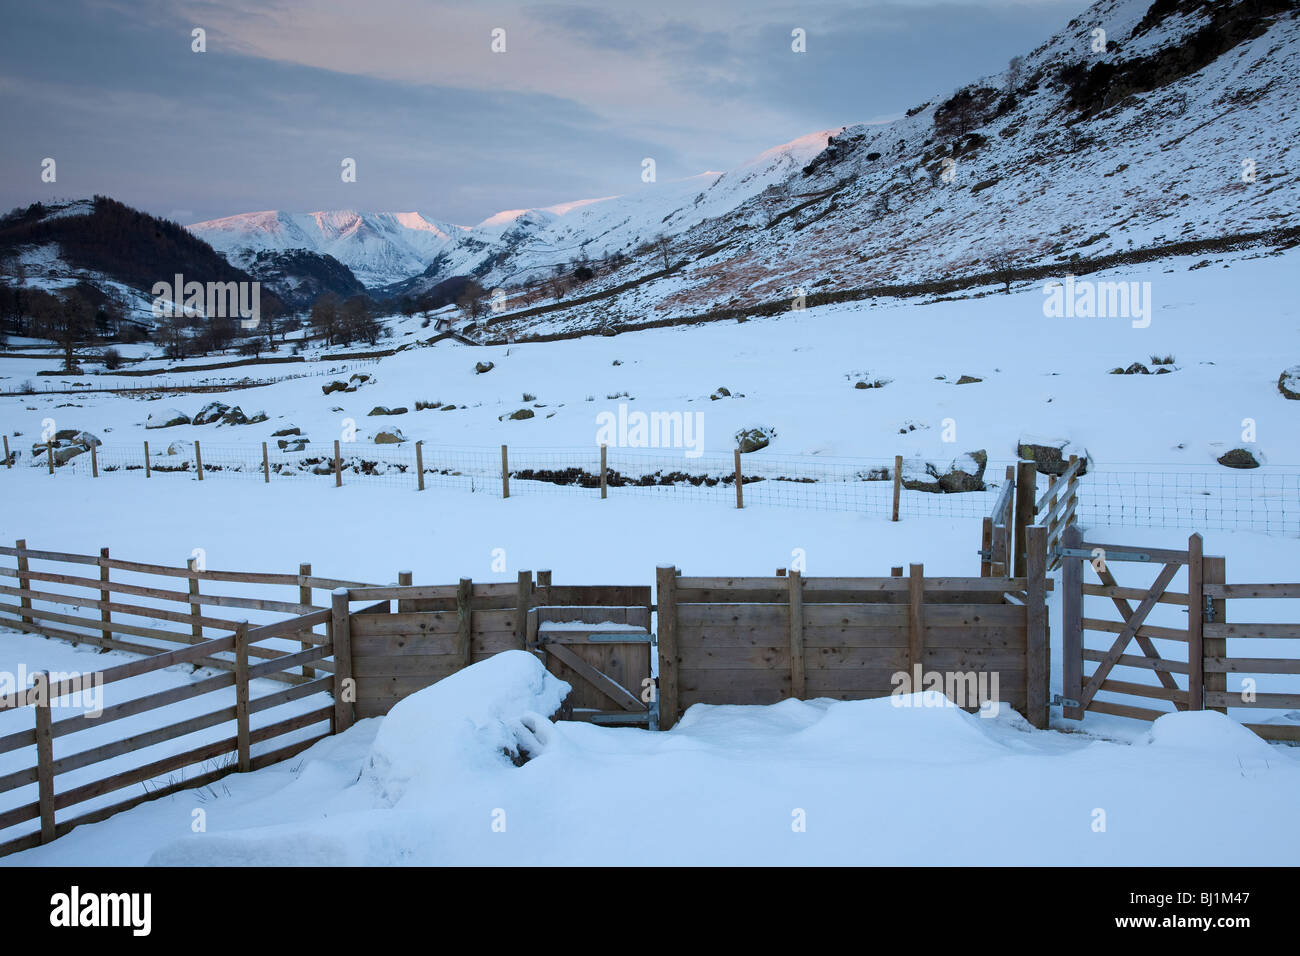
0,0,1083,225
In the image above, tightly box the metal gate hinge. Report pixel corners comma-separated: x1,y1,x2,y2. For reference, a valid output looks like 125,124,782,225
1203,594,1215,623
1051,694,1080,709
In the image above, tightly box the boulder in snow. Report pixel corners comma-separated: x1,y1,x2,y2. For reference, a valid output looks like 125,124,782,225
1017,436,1089,476
1279,366,1300,400
146,408,191,429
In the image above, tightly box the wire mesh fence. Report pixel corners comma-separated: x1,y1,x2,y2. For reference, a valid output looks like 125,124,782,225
7,440,1299,535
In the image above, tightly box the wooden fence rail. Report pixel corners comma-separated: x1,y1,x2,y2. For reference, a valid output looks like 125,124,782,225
0,608,337,857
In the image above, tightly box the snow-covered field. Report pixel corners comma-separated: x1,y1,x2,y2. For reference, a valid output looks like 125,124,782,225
3,650,1297,866
2,244,1298,866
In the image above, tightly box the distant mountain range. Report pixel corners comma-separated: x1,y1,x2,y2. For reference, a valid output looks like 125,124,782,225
6,0,1298,338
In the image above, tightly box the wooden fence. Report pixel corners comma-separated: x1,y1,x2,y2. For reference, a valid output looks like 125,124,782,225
0,608,337,857
1060,525,1300,743
334,572,652,721
656,526,1052,730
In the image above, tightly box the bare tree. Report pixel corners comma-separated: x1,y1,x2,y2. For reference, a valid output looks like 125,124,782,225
989,248,1017,294
1006,55,1024,94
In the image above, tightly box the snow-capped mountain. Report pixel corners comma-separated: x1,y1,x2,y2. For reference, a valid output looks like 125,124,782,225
189,131,833,294
184,0,1299,333
190,210,467,287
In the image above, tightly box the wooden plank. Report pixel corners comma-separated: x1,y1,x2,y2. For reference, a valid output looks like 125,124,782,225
1013,460,1037,578
892,454,902,522
98,548,111,631
246,643,329,680
1060,524,1083,720
1079,541,1192,565
53,735,238,812
352,656,461,679
1205,691,1300,709
50,674,234,739
1202,623,1300,639
1244,723,1300,743
51,703,237,777
908,564,925,675
15,538,31,625
34,673,55,842
1202,657,1300,675
456,578,473,671
734,448,743,509
331,589,354,732
656,566,679,730
788,570,804,699
1082,617,1189,642
248,675,334,714
1024,525,1048,729
1083,582,1189,606
1087,698,1170,722
1186,533,1203,711
600,443,607,499
352,632,459,657
1082,649,1190,674
1095,678,1188,703
545,642,642,712
516,570,532,651
1204,583,1300,599
346,584,459,602
235,622,251,772
501,444,509,498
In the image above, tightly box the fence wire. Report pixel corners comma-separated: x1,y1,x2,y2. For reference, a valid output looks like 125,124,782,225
8,442,1299,535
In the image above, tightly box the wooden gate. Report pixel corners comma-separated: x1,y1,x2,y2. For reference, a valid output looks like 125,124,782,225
1059,524,1209,722
529,605,656,728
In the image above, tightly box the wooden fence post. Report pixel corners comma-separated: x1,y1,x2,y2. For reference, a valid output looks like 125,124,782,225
334,440,342,487
46,442,54,475
1014,460,1037,578
99,547,111,635
2,435,10,469
415,441,425,491
600,443,607,499
187,556,202,641
300,562,314,679
234,622,251,772
1204,554,1226,715
516,570,532,651
194,439,203,481
331,589,354,732
536,569,552,604
456,578,474,670
789,569,804,700
90,441,98,477
143,440,151,478
262,442,270,483
1025,525,1049,729
396,570,412,614
1186,533,1204,711
980,517,993,578
734,449,743,509
908,564,925,677
656,565,679,730
1060,523,1084,720
500,445,510,498
15,539,32,625
891,566,903,577
32,672,55,843
892,455,903,522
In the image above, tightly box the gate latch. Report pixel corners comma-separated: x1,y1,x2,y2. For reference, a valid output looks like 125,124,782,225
1203,594,1215,623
